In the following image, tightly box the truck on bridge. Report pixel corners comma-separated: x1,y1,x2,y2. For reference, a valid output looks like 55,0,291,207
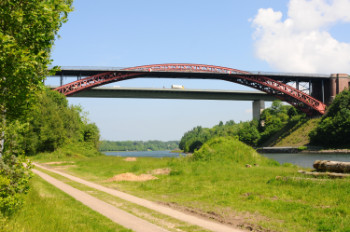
171,85,184,89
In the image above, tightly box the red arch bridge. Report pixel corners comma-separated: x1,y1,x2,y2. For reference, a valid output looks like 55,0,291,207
53,63,350,117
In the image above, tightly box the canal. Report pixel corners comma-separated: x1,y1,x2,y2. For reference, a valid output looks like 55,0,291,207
104,150,350,168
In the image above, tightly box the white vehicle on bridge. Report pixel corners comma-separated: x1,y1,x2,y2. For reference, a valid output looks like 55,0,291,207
171,85,184,89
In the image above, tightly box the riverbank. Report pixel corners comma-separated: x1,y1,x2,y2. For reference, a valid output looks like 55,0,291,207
257,146,350,154
302,149,350,154
31,141,350,232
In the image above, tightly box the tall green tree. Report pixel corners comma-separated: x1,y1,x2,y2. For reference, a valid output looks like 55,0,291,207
0,0,73,155
19,88,100,155
310,89,350,147
0,0,73,218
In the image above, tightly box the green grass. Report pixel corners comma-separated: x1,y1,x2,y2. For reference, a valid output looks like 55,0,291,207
32,137,350,232
1,175,131,232
273,118,320,147
34,166,210,232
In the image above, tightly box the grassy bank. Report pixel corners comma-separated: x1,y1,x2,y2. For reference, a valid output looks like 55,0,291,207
33,137,350,232
272,118,321,147
1,175,131,232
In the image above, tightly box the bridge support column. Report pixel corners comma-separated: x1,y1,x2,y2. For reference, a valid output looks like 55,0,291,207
253,100,265,120
328,74,350,104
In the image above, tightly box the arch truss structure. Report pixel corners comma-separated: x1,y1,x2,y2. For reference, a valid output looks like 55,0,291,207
55,63,326,116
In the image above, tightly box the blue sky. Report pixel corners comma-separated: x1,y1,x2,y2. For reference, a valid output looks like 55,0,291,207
50,0,350,141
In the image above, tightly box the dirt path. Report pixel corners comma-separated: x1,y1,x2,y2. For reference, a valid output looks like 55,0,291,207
34,163,244,232
32,168,169,232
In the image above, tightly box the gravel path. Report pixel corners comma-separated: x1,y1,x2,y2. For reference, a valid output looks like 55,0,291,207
34,163,244,232
32,168,169,232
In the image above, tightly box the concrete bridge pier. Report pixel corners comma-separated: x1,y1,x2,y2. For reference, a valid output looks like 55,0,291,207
328,74,349,104
311,74,350,105
253,100,265,120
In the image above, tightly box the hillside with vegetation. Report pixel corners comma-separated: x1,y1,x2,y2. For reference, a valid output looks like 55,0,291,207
309,89,350,148
179,100,307,152
181,88,350,151
271,88,350,149
272,117,320,147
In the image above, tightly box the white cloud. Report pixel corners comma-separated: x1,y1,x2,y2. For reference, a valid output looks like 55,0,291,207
252,0,350,73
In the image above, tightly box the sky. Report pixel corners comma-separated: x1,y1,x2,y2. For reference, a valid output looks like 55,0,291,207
50,0,350,141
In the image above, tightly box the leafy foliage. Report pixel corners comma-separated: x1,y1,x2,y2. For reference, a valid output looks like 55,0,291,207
13,88,100,155
179,121,261,153
0,155,31,216
309,89,350,147
179,100,306,152
99,140,179,151
0,0,73,219
258,100,299,145
191,137,274,165
0,0,73,121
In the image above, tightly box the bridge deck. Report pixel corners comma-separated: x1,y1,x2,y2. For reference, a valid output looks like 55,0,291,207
49,86,277,101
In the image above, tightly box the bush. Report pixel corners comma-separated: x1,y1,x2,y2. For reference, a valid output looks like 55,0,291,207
309,89,350,147
0,155,31,216
7,88,101,156
191,137,274,166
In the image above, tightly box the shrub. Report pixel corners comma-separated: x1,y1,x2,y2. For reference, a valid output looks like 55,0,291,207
191,137,273,166
309,89,350,147
0,155,31,216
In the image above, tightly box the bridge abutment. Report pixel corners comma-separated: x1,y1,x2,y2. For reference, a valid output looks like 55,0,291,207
253,100,265,120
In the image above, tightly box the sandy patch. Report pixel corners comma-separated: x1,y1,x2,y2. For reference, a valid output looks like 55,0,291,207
107,173,158,182
150,168,171,175
124,157,137,162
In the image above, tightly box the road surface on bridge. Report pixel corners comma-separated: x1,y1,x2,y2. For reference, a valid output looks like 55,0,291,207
49,86,277,101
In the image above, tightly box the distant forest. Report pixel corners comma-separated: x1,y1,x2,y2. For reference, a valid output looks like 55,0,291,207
99,140,180,151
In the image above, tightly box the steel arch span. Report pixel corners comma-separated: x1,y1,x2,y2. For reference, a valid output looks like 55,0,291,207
54,63,326,116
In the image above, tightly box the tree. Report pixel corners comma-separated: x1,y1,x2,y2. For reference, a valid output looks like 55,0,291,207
309,89,350,147
0,0,73,155
15,88,100,155
83,123,100,149
0,0,73,218
238,121,260,146
258,100,292,145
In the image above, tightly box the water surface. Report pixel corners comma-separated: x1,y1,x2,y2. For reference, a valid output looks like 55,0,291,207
104,150,350,168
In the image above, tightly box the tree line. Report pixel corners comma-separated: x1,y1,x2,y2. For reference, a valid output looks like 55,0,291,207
180,100,306,153
180,90,350,153
100,140,179,151
5,87,100,157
